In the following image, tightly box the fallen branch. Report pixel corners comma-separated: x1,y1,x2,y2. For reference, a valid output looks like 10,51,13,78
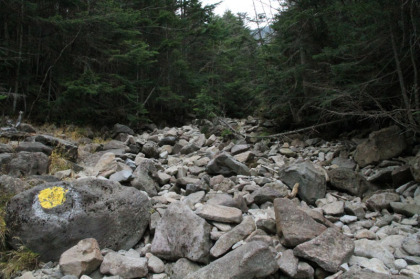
247,119,348,139
287,183,299,199
217,117,245,139
215,116,349,140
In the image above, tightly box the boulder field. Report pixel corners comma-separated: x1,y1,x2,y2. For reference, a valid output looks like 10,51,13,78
0,117,419,279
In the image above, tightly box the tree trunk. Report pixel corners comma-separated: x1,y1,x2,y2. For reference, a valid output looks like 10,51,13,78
14,0,24,105
390,22,416,129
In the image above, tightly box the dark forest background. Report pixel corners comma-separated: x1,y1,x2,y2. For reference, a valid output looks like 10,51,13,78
1,0,419,134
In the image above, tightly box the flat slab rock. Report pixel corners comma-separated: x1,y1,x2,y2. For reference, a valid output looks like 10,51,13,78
390,202,420,217
210,216,256,258
184,241,278,279
100,251,147,279
206,152,250,176
195,204,243,224
293,227,355,273
338,267,411,279
274,198,326,247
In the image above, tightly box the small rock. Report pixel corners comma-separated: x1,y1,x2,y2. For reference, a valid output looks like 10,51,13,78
210,216,256,257
146,253,165,273
322,201,345,215
402,234,420,257
349,256,390,274
340,215,358,224
354,229,377,240
195,204,243,224
100,251,148,279
395,259,408,270
295,261,315,278
277,249,298,277
166,258,201,279
59,238,103,277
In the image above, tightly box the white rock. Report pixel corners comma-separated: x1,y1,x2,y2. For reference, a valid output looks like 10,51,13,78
146,253,165,274
354,229,376,240
340,215,358,224
354,239,395,268
349,256,390,274
15,272,36,279
322,201,345,215
400,268,420,279
395,259,408,270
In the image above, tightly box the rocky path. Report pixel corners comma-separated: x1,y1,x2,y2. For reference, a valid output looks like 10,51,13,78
0,117,419,279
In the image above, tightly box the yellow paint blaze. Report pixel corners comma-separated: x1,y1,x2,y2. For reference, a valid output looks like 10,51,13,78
38,187,69,209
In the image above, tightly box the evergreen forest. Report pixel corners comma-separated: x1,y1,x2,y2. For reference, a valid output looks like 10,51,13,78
1,0,419,134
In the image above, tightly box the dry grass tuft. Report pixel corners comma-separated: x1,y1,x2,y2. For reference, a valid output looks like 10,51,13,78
0,245,39,279
49,149,72,174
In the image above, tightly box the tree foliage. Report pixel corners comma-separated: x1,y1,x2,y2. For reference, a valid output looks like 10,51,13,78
1,0,419,134
260,0,420,133
0,0,258,126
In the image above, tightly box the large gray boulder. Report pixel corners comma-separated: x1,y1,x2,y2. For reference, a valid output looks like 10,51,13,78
390,202,420,217
410,154,420,183
6,178,151,261
184,241,278,279
33,134,78,161
0,143,13,153
0,175,30,197
15,142,53,156
5,151,49,177
206,153,250,176
354,126,407,167
142,141,160,159
151,202,212,263
274,198,326,247
131,159,159,196
293,227,354,273
278,161,326,205
328,167,370,197
112,123,135,137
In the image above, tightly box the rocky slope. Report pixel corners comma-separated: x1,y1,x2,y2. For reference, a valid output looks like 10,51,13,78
0,117,419,279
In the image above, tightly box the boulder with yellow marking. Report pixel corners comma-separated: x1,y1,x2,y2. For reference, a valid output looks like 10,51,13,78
6,178,151,261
